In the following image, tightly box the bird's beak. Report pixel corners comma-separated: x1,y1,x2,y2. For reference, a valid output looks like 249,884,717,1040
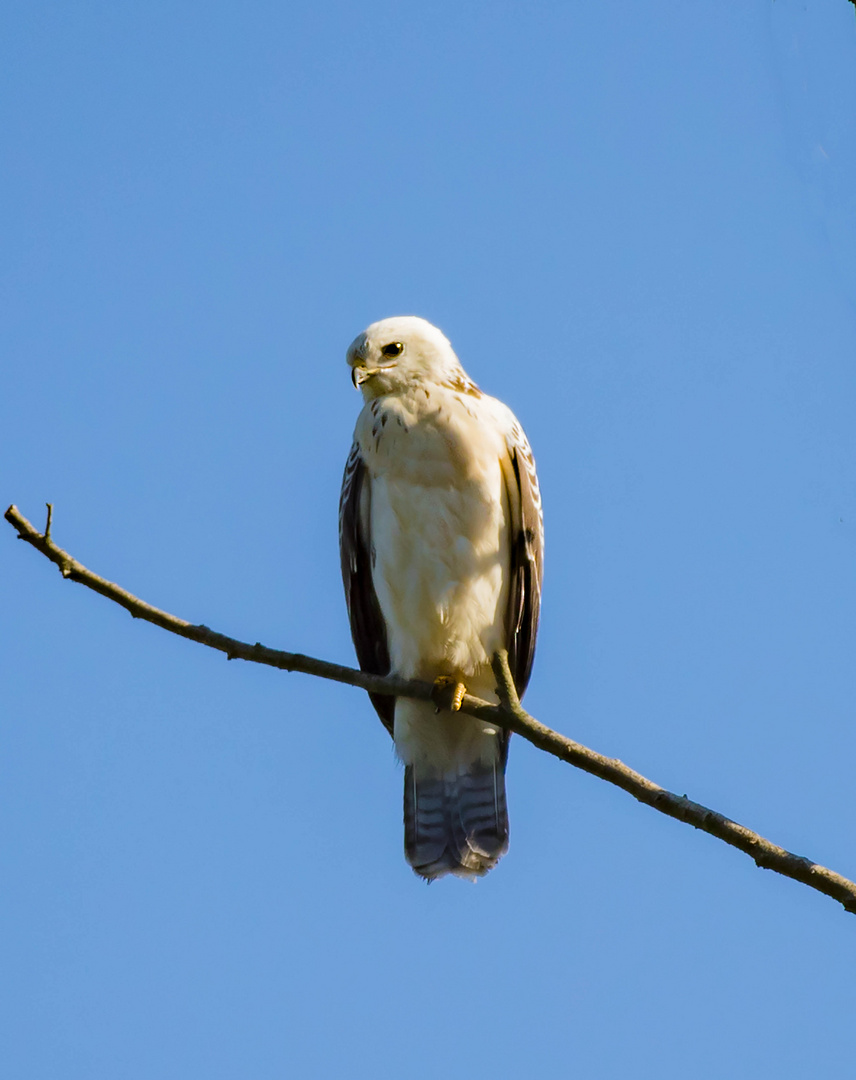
351,365,371,388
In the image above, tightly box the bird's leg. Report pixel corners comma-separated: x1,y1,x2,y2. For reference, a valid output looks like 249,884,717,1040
431,675,467,714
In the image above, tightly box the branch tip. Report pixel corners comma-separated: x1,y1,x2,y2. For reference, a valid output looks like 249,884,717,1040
490,649,520,712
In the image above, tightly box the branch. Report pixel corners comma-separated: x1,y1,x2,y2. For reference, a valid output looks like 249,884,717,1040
6,503,856,915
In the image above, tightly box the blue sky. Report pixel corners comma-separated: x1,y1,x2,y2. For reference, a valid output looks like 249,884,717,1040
3,2,856,1077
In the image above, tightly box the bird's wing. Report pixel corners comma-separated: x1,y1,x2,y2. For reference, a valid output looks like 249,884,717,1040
501,418,544,700
338,441,394,735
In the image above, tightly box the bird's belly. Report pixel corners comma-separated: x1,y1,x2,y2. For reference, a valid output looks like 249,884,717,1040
371,472,509,679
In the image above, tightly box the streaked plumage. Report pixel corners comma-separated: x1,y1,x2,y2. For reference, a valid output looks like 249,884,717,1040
339,316,543,880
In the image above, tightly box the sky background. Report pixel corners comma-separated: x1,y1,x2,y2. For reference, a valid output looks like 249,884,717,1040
2,2,856,1076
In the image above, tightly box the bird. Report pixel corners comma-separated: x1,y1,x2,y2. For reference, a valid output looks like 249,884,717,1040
339,316,543,880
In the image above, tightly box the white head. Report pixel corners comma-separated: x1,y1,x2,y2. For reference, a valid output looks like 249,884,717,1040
346,316,470,399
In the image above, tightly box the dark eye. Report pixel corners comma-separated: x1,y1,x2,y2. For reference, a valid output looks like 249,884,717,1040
381,342,404,359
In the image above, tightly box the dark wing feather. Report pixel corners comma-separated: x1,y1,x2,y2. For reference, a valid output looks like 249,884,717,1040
339,442,394,735
503,421,544,701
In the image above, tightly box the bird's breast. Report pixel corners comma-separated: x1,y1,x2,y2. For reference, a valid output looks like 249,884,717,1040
356,387,510,678
358,390,502,490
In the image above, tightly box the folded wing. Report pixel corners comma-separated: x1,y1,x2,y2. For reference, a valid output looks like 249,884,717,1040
502,419,545,701
338,441,394,734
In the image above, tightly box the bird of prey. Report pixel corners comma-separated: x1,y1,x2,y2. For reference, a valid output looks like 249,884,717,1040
339,316,543,880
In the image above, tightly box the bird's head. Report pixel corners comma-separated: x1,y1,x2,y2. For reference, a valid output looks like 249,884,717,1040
346,316,467,399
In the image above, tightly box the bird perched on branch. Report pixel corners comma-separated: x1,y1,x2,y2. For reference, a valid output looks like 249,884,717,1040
339,316,543,880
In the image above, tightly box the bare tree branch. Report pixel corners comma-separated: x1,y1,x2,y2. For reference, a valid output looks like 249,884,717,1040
6,502,856,915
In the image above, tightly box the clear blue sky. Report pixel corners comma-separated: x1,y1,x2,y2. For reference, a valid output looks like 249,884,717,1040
3,2,856,1077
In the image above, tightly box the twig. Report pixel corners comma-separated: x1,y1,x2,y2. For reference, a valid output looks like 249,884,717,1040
3,504,436,703
6,502,856,915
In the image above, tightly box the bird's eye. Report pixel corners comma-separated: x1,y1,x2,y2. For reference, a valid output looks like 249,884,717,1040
381,342,404,359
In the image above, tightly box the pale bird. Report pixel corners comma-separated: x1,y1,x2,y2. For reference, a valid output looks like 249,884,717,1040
339,316,544,879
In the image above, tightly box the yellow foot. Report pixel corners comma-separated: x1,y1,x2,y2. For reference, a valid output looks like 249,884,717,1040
431,675,467,713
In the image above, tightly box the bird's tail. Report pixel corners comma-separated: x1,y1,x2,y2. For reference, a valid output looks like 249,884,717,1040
403,762,509,881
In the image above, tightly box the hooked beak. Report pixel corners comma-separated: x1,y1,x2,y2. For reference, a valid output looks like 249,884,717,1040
351,362,398,388
351,365,372,388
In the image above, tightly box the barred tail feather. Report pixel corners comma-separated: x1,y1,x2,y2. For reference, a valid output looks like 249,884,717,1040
404,763,509,881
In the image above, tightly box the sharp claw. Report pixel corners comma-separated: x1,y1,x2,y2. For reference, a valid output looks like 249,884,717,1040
431,675,467,713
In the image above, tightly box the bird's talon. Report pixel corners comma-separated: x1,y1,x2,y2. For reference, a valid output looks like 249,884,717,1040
431,675,467,713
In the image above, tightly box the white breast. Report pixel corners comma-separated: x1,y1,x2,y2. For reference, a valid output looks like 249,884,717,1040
357,386,511,681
